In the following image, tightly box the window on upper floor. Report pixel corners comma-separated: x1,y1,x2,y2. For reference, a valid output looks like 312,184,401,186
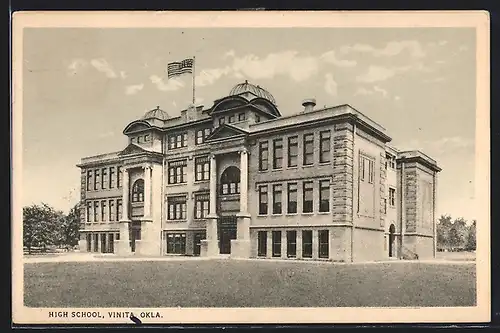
218,117,225,126
238,112,246,121
109,199,115,221
168,132,188,150
117,199,123,220
94,201,99,222
131,179,144,203
287,183,298,214
195,156,210,181
319,179,330,213
255,115,261,123
228,114,235,123
303,133,314,166
287,136,298,167
101,168,108,190
389,188,396,207
258,185,268,215
220,166,240,195
94,169,100,190
117,166,123,188
86,170,93,191
101,200,107,222
273,138,283,169
195,127,212,145
359,155,375,184
144,134,151,142
167,196,187,221
302,181,314,213
272,184,282,214
109,166,116,189
319,130,331,163
86,201,92,222
258,141,269,171
194,193,210,219
168,160,188,184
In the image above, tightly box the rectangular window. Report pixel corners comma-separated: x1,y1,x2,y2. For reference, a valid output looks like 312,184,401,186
389,188,396,207
168,160,188,184
258,185,268,215
360,156,366,181
287,136,298,167
109,167,115,188
167,196,187,220
318,230,329,259
144,134,150,142
272,138,283,169
101,168,108,190
93,234,99,252
195,156,210,181
109,200,115,221
319,131,331,163
259,141,269,171
195,127,212,145
238,112,245,121
94,169,100,190
94,201,99,222
86,170,93,191
228,114,235,123
272,184,282,214
166,233,186,254
257,231,267,257
168,132,188,149
117,199,123,220
302,181,313,213
218,117,225,125
194,193,210,219
86,202,92,222
302,230,313,258
286,230,297,258
117,166,123,188
272,231,281,257
287,183,298,214
319,180,330,212
255,115,261,123
368,159,375,184
100,201,107,222
303,133,314,165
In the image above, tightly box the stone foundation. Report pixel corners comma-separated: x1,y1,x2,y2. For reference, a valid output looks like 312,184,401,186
200,239,219,257
230,239,251,258
115,240,131,256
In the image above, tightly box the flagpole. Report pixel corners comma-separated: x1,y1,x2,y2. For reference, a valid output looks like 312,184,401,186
192,56,196,105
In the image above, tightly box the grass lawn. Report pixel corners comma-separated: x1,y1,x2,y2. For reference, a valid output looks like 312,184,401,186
24,260,476,308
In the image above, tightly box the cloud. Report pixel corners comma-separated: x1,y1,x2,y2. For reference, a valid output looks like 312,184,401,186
439,40,448,46
120,71,128,79
90,58,117,78
125,83,144,95
224,50,235,58
341,40,426,58
356,65,397,83
324,73,338,96
320,50,357,67
400,136,474,154
394,95,401,101
354,85,389,98
231,51,319,82
67,58,87,76
150,75,184,91
195,66,232,87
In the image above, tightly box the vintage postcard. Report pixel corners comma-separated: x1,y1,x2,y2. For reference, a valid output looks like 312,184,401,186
12,11,490,325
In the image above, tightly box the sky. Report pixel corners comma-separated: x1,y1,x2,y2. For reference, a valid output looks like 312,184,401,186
22,27,476,221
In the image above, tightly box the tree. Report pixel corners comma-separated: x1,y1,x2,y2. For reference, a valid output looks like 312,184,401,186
466,220,477,251
437,215,452,250
450,217,468,250
23,203,59,254
59,203,81,249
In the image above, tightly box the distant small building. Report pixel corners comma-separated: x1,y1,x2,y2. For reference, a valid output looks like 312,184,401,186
76,81,441,262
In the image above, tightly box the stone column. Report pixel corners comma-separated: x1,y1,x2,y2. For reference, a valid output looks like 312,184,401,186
296,230,303,259
143,165,152,219
281,231,287,259
266,231,273,258
117,168,131,255
232,148,251,259
312,229,319,259
201,154,219,257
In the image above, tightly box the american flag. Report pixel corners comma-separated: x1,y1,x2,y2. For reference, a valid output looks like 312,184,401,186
167,58,194,79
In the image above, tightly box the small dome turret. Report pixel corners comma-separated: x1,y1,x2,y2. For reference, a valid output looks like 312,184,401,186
142,106,170,121
229,80,277,105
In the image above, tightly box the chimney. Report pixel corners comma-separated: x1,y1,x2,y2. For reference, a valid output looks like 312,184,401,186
302,98,316,112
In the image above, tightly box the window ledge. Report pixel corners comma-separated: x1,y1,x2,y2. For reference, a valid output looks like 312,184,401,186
258,169,269,173
302,164,315,168
271,168,283,172
317,211,331,215
193,180,209,184
301,212,314,216
257,214,268,218
166,182,188,187
270,213,283,217
166,220,188,223
287,166,298,170
285,213,298,216
319,161,331,165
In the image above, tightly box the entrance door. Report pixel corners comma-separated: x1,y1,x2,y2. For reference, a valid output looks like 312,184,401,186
388,224,396,257
193,232,205,256
218,216,237,254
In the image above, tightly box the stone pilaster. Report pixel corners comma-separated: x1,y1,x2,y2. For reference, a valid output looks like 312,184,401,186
231,148,251,259
379,152,387,227
404,168,418,233
332,125,354,223
116,168,131,255
201,154,219,257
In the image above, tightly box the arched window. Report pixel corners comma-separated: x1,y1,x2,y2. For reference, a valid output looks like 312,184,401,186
131,179,144,203
220,166,240,195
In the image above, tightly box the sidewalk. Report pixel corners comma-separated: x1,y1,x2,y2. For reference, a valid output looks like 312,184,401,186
23,252,476,265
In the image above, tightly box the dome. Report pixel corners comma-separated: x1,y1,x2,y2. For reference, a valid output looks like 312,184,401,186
229,80,277,105
142,106,170,121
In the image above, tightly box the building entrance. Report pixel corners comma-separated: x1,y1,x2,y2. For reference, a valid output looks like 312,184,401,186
389,224,396,257
218,216,237,254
